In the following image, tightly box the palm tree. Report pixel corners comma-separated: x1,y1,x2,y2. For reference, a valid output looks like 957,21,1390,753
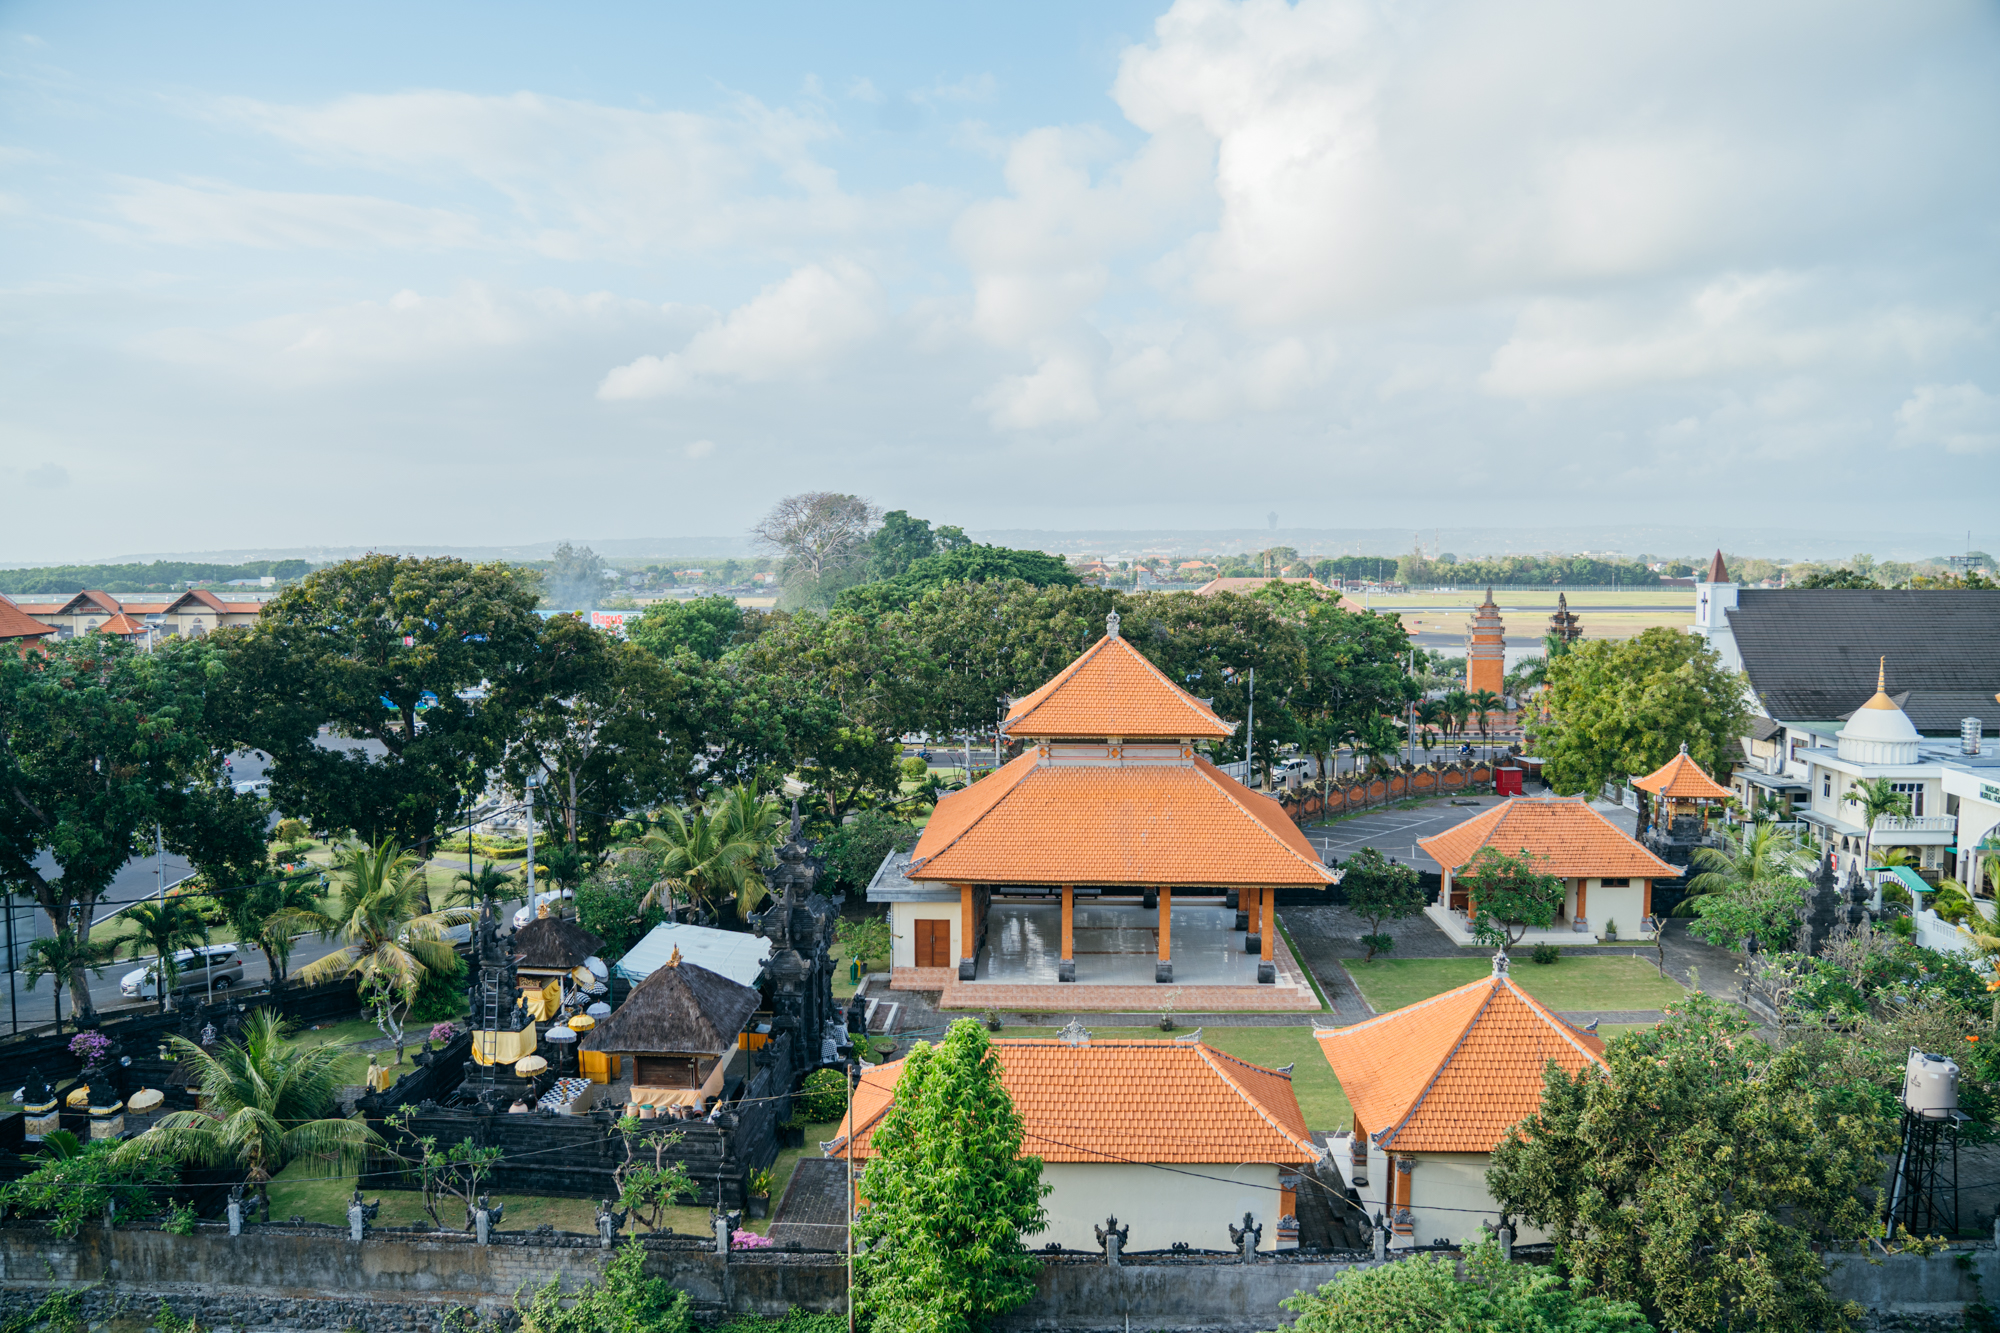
226,871,325,990
449,860,517,912
1675,822,1807,915
291,840,475,1057
1415,701,1445,759
1442,690,1471,748
1849,776,1913,872
1467,689,1504,756
122,899,208,1013
122,1009,387,1221
21,930,118,1035
639,786,787,922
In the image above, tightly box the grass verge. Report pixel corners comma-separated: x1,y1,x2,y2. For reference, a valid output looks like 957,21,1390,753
1343,955,1685,1013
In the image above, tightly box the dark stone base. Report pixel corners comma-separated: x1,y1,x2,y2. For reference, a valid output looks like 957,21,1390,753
958,958,977,982
1245,932,1262,954
1225,889,1239,909
1058,959,1076,983
1234,912,1250,931
1257,961,1277,985
1142,890,1158,910
1156,961,1173,983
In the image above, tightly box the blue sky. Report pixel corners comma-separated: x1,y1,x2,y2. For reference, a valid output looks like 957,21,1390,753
4,0,1999,562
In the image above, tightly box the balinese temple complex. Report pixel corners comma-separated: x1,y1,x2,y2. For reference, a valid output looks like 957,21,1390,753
871,611,1338,1012
1546,593,1582,648
1465,589,1504,696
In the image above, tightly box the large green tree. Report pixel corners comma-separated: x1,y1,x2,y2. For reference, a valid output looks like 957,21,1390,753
0,635,264,1024
494,614,690,856
627,594,744,662
1488,994,1894,1333
1536,628,1748,798
1253,581,1412,784
854,1019,1049,1333
837,543,1078,616
1339,847,1427,960
225,554,544,851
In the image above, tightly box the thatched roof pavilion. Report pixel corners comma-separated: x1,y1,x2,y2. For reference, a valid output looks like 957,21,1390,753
582,950,761,1109
512,915,604,979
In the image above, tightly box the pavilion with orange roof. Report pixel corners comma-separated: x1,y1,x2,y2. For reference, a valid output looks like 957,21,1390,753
1315,955,1607,1246
872,610,1337,1001
831,1030,1318,1251
1630,742,1734,840
1417,796,1681,945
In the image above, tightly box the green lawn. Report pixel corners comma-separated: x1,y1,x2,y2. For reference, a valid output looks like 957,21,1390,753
1343,956,1685,1014
1003,1025,1350,1131
267,1115,846,1238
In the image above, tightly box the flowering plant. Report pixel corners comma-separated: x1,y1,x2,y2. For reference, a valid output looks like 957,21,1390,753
429,1022,458,1044
68,1032,111,1067
731,1229,774,1249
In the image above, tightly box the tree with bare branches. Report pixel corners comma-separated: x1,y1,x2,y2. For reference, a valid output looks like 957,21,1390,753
752,492,881,607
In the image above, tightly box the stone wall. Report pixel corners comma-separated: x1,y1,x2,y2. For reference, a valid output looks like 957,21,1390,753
4,1223,1996,1332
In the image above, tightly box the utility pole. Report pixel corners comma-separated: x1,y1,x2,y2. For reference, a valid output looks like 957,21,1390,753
525,771,540,904
1246,667,1256,789
1407,649,1417,766
156,823,165,904
846,1048,857,1333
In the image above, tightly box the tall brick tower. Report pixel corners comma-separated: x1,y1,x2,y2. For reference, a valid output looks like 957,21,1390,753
1466,587,1505,696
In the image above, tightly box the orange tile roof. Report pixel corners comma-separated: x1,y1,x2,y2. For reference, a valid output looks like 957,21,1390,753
1314,971,1606,1153
92,613,151,637
1002,629,1234,740
0,599,55,641
832,1038,1316,1164
907,752,1337,886
1630,748,1733,801
1417,798,1680,879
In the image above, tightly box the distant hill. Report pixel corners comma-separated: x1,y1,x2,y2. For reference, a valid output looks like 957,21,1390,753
0,559,312,596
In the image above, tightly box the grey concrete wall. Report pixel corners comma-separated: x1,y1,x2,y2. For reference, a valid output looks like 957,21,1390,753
1827,1244,2000,1318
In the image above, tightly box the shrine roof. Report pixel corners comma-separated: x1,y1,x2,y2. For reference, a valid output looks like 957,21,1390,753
1001,623,1234,740
905,751,1337,886
1314,970,1607,1153
1630,748,1733,801
831,1038,1316,1164
1417,798,1680,879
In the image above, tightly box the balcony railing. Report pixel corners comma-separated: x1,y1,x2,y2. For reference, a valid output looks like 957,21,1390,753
1873,814,1955,835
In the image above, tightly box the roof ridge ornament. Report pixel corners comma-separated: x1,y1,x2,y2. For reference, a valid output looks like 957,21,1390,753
1057,1017,1091,1046
1105,610,1121,639
1679,741,1689,755
1491,950,1510,978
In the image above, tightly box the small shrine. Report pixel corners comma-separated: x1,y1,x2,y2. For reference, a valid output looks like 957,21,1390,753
511,912,607,1012
1465,589,1504,696
1546,593,1582,648
579,948,760,1116
1631,743,1733,839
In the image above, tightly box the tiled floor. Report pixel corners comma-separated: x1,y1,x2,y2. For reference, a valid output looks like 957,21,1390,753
940,928,1321,1013
977,902,1265,986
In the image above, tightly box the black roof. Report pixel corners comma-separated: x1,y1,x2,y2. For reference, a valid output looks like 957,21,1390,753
1728,589,2000,732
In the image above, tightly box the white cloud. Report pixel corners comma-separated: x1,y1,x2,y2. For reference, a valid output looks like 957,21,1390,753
1109,0,2000,324
1479,273,1971,399
684,438,717,460
104,178,486,250
1895,383,2000,455
976,349,1102,429
211,89,939,258
139,283,674,387
597,261,883,400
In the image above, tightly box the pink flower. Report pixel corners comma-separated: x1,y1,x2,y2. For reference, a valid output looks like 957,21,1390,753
731,1230,774,1249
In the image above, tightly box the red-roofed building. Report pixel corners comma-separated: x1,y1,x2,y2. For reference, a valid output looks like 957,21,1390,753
882,611,1337,1001
1418,797,1680,943
0,597,56,654
831,1034,1317,1251
1315,960,1607,1246
14,588,269,641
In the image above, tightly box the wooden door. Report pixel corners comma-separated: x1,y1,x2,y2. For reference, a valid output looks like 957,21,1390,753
915,919,951,969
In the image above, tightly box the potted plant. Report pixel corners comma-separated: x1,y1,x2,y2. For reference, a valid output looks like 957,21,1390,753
1157,989,1181,1031
746,1169,775,1220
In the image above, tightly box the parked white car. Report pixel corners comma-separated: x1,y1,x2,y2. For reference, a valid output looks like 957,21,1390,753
513,889,574,929
120,944,245,999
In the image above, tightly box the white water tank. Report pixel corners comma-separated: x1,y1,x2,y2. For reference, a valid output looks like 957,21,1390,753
1904,1050,1960,1117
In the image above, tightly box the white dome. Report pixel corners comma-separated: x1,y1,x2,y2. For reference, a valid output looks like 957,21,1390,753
1836,660,1920,764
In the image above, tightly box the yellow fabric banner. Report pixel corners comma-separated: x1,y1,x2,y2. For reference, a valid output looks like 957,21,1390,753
468,1027,538,1067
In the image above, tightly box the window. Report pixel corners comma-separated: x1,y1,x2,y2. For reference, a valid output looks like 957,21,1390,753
1600,878,1630,887
1823,774,1833,799
1890,782,1925,817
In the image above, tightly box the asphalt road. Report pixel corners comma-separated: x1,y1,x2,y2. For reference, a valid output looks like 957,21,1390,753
1302,791,1639,870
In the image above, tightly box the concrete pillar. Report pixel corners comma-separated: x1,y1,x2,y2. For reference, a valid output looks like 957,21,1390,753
1258,887,1276,984
1243,886,1262,955
958,884,977,982
1059,885,1076,983
1156,886,1173,983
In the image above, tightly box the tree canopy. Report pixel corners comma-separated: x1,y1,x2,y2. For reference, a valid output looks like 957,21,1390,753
1535,628,1748,798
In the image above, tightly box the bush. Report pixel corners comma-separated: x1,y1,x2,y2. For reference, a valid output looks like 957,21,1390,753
1358,933,1395,958
817,809,920,895
409,952,468,1023
0,1131,178,1238
793,1067,849,1123
576,879,663,958
1532,943,1562,965
900,756,929,781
